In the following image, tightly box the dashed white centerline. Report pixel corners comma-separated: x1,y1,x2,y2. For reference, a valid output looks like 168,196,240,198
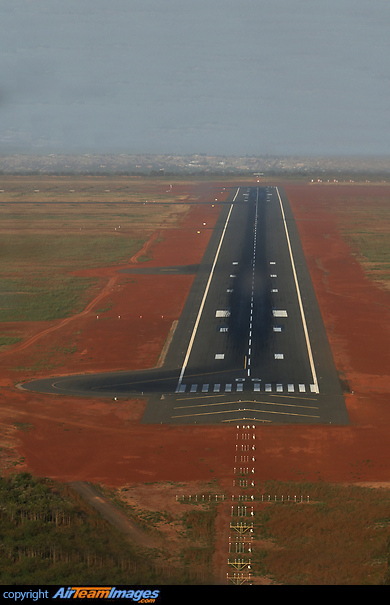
246,188,259,376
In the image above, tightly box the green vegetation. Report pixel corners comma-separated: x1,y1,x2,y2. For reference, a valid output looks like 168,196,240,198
251,481,390,585
336,192,390,289
0,231,146,322
348,232,390,266
98,484,218,582
0,276,98,322
0,473,216,585
1,473,389,585
0,233,146,268
0,177,189,323
0,239,135,324
181,509,216,570
346,231,390,290
0,336,22,349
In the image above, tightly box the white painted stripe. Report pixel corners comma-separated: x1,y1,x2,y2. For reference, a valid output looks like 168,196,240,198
215,353,225,359
276,187,319,393
274,353,284,359
232,188,240,202
202,384,209,392
288,383,294,392
276,384,283,392
265,384,272,392
176,196,236,392
225,384,232,392
178,384,186,393
213,384,221,392
216,310,230,317
190,384,197,393
299,384,306,393
237,383,243,392
254,383,261,392
273,310,288,317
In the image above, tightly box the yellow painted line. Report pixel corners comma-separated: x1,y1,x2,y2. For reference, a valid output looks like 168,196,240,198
176,393,227,402
266,393,318,402
175,400,236,410
174,399,318,411
172,407,320,420
250,400,318,410
242,407,320,418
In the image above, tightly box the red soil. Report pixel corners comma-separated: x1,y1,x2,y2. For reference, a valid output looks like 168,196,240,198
1,182,389,488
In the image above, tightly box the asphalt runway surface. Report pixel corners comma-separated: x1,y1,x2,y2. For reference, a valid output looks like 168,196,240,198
24,186,349,425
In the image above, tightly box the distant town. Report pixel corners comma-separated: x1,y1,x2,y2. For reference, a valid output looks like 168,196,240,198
0,153,389,179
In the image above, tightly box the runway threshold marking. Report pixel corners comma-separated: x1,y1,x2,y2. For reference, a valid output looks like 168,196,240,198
275,187,319,394
175,188,239,393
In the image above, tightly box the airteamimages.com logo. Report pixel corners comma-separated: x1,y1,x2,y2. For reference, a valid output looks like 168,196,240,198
53,587,160,601
2,587,161,602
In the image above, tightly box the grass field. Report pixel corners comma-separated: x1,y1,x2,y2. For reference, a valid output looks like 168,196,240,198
1,473,388,585
348,231,390,288
251,481,390,585
330,188,390,290
0,174,190,207
0,176,190,324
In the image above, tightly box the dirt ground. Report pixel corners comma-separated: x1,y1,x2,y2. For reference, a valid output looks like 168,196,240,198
0,180,389,489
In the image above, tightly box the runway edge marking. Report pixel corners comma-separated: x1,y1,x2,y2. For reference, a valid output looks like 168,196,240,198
175,187,239,392
275,187,319,393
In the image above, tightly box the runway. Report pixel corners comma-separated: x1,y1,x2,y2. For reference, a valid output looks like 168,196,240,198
23,186,349,425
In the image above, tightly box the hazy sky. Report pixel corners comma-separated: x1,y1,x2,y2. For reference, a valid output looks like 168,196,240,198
1,0,389,156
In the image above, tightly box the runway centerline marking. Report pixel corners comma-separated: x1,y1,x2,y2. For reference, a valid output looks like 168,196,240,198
176,189,238,392
246,186,259,376
275,187,319,394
